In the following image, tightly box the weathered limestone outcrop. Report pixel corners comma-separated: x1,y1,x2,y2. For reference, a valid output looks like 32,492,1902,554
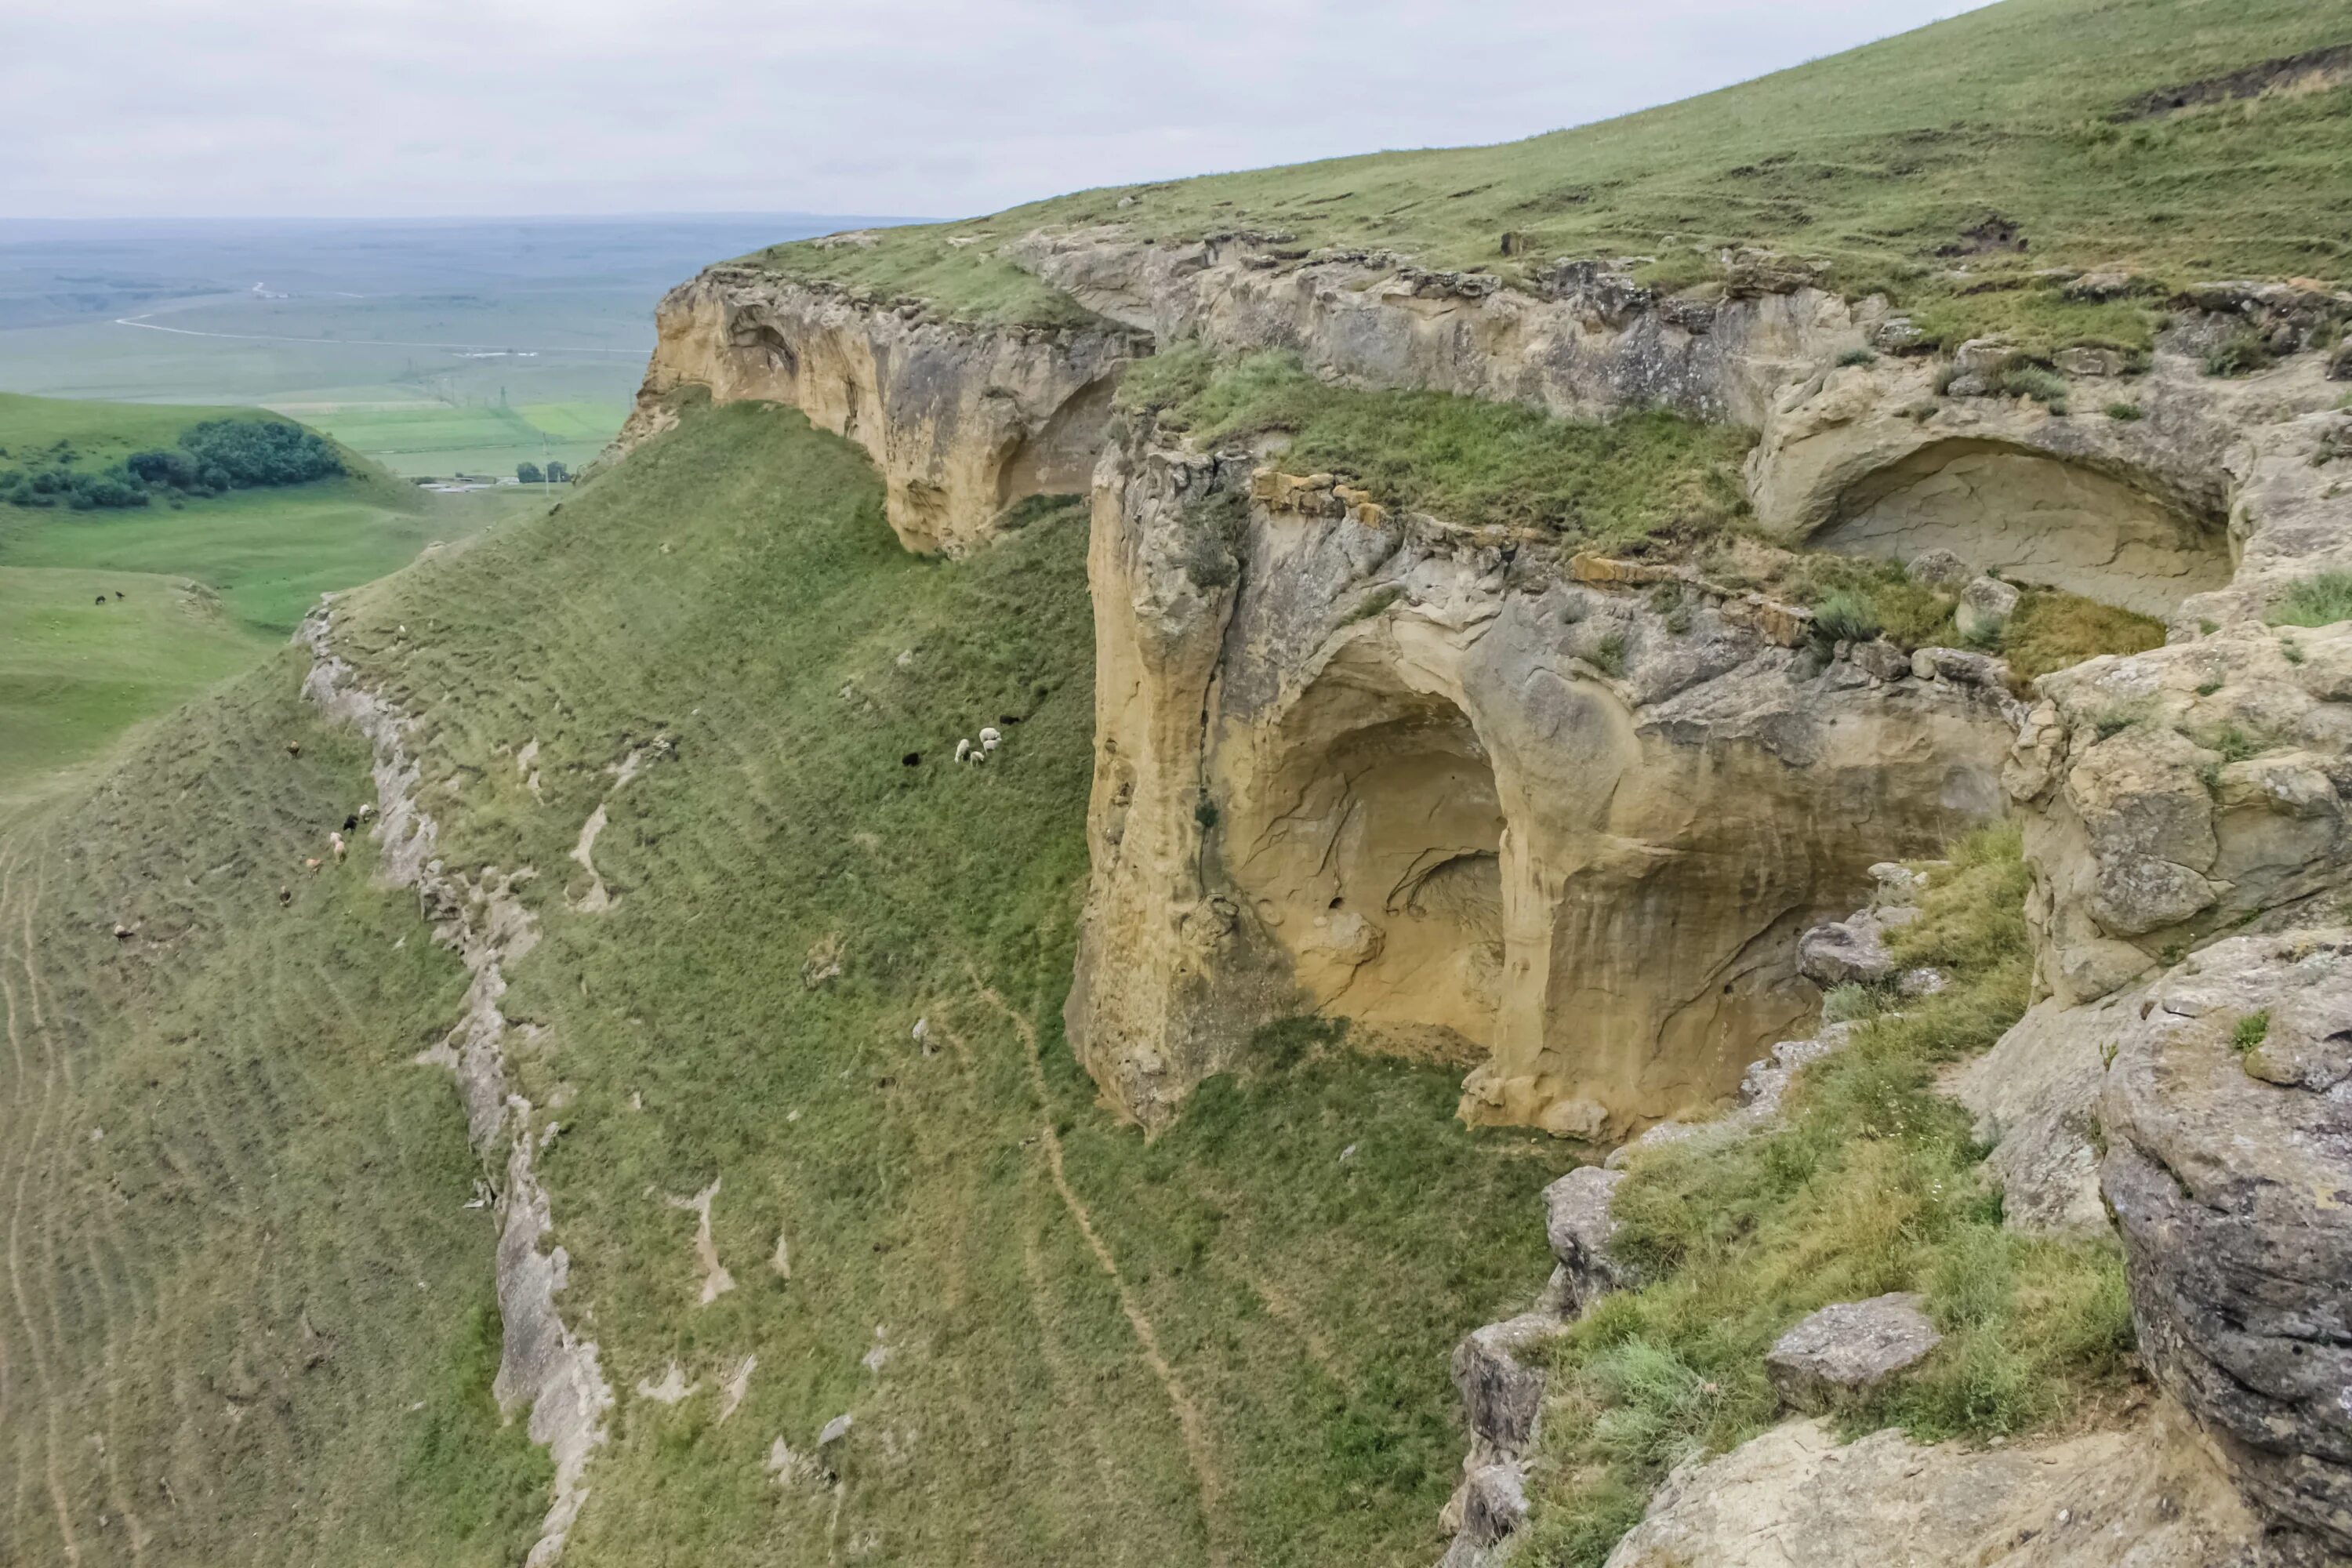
2005,622,2352,1006
1603,1401,2278,1568
1748,345,2350,625
1066,444,2016,1136
2100,928,2352,1555
1436,1167,1634,1568
622,267,1145,553
298,603,612,1566
1007,230,1868,426
1951,987,2140,1236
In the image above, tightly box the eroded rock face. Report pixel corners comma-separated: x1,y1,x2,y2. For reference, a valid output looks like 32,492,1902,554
1748,347,2349,626
1951,989,2141,1236
1066,441,2017,1135
1603,1403,2280,1568
2100,928,2352,1554
1007,229,1870,426
622,267,1145,553
2005,623,2352,1006
1543,1167,1633,1314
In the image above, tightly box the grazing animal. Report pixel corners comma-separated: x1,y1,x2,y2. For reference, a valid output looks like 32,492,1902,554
278,886,292,907
978,726,1000,750
954,739,971,763
343,814,359,832
95,595,107,606
286,741,301,757
358,802,376,821
303,857,321,872
969,746,988,765
329,833,347,863
113,590,123,600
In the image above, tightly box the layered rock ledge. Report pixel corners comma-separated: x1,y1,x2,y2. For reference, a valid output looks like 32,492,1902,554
620,267,1146,553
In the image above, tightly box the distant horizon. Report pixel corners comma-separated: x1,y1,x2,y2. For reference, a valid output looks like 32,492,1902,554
5,1,1998,221
0,212,935,233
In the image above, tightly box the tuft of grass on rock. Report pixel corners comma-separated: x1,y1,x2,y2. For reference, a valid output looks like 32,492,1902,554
2202,330,2276,379
1812,589,1884,645
2269,572,2352,629
1998,590,2164,681
1993,362,2071,412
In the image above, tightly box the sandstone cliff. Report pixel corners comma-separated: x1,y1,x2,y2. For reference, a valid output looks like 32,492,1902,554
621,266,1145,553
616,228,2352,1553
1066,437,2016,1138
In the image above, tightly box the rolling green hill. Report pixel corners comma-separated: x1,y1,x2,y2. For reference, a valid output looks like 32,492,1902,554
759,0,2352,351
0,394,532,809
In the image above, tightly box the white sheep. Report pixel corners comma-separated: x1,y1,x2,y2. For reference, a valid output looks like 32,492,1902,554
979,726,1001,753
954,739,972,763
358,802,376,821
329,832,347,863
968,746,987,764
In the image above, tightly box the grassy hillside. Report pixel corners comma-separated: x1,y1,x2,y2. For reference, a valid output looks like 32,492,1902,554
0,662,552,1567
0,396,1575,1566
758,0,2352,350
0,394,532,809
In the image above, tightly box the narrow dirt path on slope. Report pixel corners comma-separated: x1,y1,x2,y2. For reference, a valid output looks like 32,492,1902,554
970,975,1231,1566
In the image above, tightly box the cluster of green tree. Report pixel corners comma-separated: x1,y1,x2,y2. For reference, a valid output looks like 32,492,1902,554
0,419,343,511
516,460,572,484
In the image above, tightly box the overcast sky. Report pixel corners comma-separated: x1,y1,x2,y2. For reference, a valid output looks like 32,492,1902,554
4,0,1997,223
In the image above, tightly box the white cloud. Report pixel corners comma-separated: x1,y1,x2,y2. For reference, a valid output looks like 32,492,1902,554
0,0,1996,219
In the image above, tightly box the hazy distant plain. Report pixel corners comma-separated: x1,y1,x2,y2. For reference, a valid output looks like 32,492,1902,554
0,215,909,475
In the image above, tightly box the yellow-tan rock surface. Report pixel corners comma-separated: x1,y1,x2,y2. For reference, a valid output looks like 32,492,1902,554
1066,445,2019,1138
620,267,1144,554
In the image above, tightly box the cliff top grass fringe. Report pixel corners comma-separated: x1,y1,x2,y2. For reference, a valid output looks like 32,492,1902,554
1121,346,1753,546
747,0,2352,353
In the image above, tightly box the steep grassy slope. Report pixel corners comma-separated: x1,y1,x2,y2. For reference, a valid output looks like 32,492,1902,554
2,397,1574,1566
0,664,550,1566
758,0,2352,347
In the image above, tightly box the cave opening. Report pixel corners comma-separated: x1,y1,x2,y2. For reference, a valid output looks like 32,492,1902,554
1232,665,1509,1063
1811,439,2229,618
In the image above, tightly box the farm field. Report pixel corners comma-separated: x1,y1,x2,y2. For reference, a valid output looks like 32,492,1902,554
0,392,540,808
0,214,910,476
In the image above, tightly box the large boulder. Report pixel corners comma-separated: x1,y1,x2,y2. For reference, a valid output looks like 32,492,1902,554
2100,928,2352,1554
1764,1293,1941,1411
1796,906,1916,987
2007,624,2352,1005
1604,1403,2277,1567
